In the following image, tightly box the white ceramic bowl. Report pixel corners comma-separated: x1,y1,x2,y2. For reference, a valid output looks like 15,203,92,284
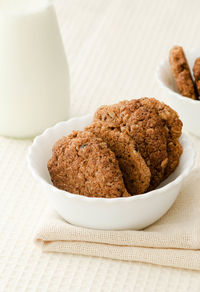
156,48,200,137
27,114,195,230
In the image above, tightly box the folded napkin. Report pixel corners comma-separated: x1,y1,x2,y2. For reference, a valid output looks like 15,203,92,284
35,168,200,270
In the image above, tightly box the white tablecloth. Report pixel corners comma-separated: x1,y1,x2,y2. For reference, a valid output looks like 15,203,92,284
1,0,200,291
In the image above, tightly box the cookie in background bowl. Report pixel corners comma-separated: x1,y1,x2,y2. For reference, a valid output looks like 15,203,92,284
156,47,200,136
193,57,200,96
169,46,197,100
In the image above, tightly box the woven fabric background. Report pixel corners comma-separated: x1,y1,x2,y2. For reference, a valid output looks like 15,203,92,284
1,0,200,291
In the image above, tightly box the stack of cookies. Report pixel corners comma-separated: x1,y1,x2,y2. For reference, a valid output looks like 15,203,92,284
48,98,183,198
169,46,200,99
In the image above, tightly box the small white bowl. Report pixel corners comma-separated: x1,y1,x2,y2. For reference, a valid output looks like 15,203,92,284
156,48,200,137
27,114,195,230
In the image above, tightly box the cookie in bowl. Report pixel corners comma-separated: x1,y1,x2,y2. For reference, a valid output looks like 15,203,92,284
169,46,197,100
156,47,200,136
27,99,195,230
48,98,183,198
85,122,151,195
48,130,130,198
94,97,183,190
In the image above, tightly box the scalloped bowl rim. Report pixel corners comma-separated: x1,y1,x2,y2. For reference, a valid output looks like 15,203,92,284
27,114,195,203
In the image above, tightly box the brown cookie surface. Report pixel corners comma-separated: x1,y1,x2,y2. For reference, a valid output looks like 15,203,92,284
48,131,130,198
119,99,169,190
169,46,197,99
94,97,183,189
94,98,169,189
85,122,151,195
146,98,183,178
193,57,200,98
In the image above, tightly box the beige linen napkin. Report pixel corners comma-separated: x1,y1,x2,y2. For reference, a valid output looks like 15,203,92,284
35,168,200,270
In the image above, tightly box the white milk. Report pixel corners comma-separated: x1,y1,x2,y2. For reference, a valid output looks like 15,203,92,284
0,0,70,138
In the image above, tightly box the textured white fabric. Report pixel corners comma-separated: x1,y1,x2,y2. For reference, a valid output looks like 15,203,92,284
1,0,200,291
35,169,200,271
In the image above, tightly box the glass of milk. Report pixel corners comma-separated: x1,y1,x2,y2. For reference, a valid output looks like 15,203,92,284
0,0,70,138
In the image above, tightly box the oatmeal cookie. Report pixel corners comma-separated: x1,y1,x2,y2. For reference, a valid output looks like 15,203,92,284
193,57,200,97
94,99,169,189
48,131,130,198
119,99,169,189
144,98,183,178
85,122,151,195
169,46,197,99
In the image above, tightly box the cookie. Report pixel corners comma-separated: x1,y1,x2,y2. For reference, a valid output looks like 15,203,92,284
94,98,169,189
120,99,169,189
145,98,183,178
169,46,197,99
48,131,130,198
193,57,200,97
85,122,151,195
